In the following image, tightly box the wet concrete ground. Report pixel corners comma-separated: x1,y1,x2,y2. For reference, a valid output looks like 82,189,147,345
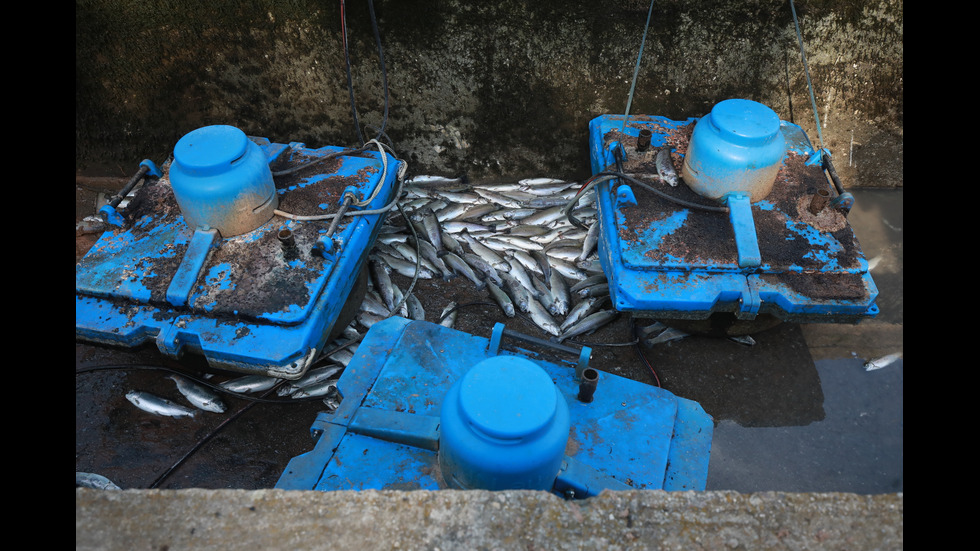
76,181,902,494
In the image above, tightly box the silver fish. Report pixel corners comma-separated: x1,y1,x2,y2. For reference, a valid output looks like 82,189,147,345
527,297,561,337
406,293,426,321
635,320,668,340
168,374,226,413
370,257,397,311
277,365,344,396
459,230,510,271
328,347,354,367
443,252,487,290
729,335,757,346
506,257,540,299
560,296,609,332
532,250,553,281
393,242,439,274
288,378,339,399
550,257,590,281
506,249,543,277
220,374,282,394
125,390,199,418
440,231,466,258
577,283,609,299
359,292,392,317
357,310,386,329
644,327,689,347
486,234,545,251
418,208,445,255
457,203,500,222
431,189,483,204
864,352,902,371
76,472,121,490
578,222,600,262
434,202,471,223
439,302,458,328
519,205,568,227
474,188,527,208
442,221,496,234
376,251,435,279
499,271,531,313
548,270,571,317
557,310,619,343
412,238,454,281
570,274,608,293
505,224,552,237
486,280,516,317
463,252,503,286
657,147,679,186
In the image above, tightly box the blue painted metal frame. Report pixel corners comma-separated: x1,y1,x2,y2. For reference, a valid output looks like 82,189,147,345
588,114,879,323
76,137,402,379
275,317,713,495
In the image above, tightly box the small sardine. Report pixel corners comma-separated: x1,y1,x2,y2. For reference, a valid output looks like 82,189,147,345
864,352,902,371
657,147,679,186
168,374,226,413
76,472,121,490
125,390,199,418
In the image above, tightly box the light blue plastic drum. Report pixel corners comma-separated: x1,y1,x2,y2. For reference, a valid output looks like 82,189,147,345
439,355,570,491
681,99,786,202
169,125,279,237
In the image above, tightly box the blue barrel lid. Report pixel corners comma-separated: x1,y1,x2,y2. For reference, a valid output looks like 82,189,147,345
708,99,781,148
173,125,250,176
457,356,557,441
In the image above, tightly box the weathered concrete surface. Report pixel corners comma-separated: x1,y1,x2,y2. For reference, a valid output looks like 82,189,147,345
76,0,902,187
76,488,903,550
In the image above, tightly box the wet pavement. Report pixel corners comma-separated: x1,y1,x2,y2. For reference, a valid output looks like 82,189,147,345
76,179,902,494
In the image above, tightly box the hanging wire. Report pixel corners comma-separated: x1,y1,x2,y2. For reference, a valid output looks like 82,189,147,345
622,0,657,131
789,0,825,151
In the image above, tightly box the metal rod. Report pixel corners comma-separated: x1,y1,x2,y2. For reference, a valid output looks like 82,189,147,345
109,164,150,208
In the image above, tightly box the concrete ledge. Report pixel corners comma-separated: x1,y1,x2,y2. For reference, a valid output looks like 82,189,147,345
76,489,903,550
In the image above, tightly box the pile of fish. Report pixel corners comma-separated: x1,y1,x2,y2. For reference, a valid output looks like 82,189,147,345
356,175,621,343
122,174,627,419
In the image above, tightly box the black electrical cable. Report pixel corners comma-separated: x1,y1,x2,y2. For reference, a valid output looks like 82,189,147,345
340,0,391,146
629,317,661,387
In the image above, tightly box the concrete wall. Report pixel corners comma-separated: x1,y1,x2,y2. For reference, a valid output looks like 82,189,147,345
76,0,903,187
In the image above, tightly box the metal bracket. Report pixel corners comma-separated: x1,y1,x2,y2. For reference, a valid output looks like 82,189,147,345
488,323,592,380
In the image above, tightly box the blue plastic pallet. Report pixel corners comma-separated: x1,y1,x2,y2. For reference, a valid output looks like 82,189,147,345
276,317,713,496
588,113,878,324
76,135,402,379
